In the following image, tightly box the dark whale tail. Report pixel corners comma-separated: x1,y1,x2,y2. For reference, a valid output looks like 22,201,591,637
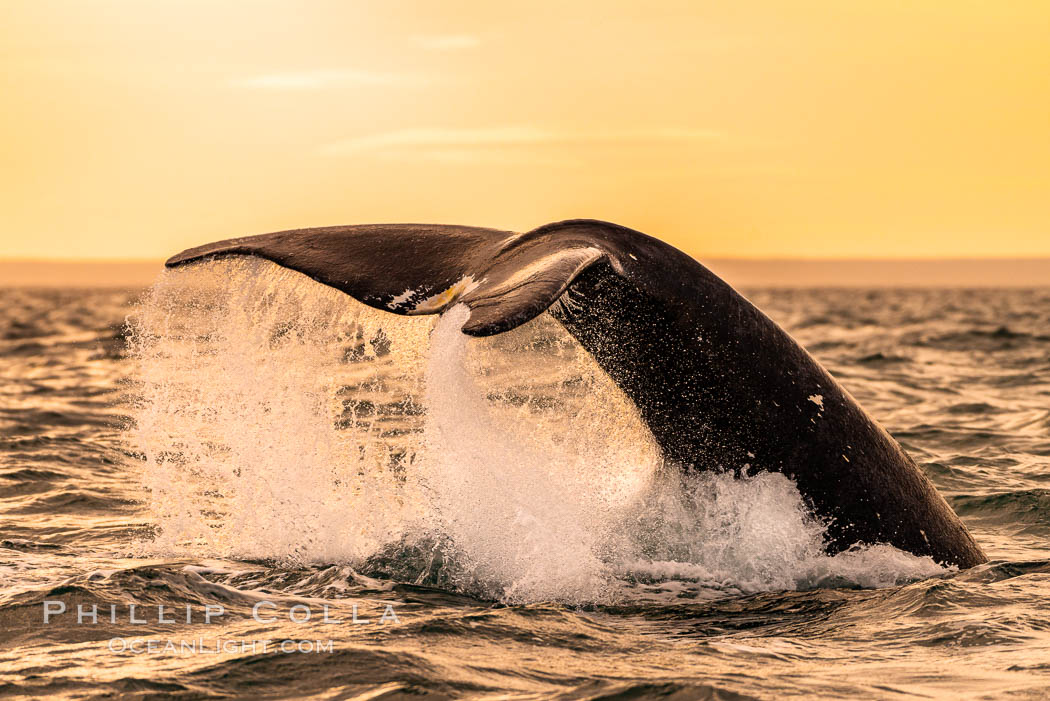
167,221,610,336
167,220,987,569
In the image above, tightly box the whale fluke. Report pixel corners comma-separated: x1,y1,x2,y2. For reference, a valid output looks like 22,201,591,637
167,219,987,568
167,222,606,336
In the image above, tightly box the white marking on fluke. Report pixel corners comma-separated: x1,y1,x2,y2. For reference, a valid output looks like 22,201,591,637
390,288,416,307
808,394,824,409
410,275,482,314
480,248,603,300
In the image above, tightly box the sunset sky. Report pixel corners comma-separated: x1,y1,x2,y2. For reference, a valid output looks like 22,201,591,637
2,1,1048,261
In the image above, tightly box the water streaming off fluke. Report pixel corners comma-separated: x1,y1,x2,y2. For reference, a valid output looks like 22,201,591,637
127,259,944,602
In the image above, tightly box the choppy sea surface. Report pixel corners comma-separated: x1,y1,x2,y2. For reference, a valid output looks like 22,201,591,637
2,261,1049,699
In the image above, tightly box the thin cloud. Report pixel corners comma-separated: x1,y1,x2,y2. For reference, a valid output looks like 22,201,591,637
414,34,482,50
413,148,582,167
322,126,553,155
321,126,725,156
233,69,409,90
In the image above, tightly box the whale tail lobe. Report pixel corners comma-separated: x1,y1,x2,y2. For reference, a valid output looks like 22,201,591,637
166,222,610,336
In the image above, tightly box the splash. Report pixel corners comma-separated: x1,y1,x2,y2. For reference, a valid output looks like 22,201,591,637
127,259,945,603
126,259,432,563
420,304,657,602
614,469,946,595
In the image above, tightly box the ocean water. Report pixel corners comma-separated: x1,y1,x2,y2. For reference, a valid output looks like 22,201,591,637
2,260,1049,699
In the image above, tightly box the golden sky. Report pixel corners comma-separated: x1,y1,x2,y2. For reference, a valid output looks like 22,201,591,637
2,0,1048,261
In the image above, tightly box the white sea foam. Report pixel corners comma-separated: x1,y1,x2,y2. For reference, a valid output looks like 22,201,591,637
128,259,945,603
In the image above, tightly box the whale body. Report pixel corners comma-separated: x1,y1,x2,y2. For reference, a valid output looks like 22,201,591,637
167,219,987,568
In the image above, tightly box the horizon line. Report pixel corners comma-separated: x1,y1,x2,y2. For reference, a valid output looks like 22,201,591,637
5,255,1050,264
4,258,1050,289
